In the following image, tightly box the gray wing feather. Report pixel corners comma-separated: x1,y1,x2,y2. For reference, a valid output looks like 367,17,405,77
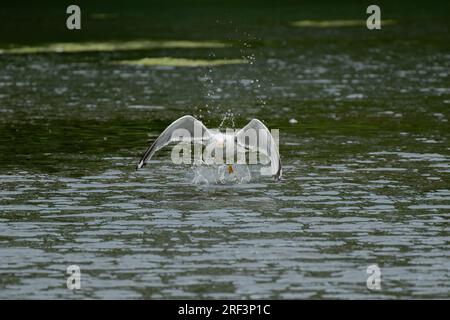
136,115,211,169
235,119,282,180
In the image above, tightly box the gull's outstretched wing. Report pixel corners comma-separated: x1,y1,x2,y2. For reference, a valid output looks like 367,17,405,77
136,115,212,169
236,119,282,180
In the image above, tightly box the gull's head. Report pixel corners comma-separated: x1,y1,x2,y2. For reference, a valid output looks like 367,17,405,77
215,133,234,149
215,134,225,149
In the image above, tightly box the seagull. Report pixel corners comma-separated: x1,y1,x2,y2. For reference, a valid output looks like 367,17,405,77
136,115,282,180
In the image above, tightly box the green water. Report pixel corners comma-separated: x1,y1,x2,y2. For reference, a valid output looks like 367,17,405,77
0,0,449,299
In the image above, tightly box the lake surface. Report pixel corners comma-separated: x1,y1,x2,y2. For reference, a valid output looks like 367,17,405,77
0,0,449,299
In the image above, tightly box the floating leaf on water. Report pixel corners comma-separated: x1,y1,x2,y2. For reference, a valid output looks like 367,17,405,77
116,57,247,67
0,40,230,54
291,20,396,28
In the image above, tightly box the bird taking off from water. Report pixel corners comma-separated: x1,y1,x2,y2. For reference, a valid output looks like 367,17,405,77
136,115,282,180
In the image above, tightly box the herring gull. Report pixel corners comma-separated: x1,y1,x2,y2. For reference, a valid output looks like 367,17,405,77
136,115,282,180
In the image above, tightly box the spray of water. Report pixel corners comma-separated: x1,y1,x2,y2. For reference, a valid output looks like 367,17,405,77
192,164,251,185
191,25,271,184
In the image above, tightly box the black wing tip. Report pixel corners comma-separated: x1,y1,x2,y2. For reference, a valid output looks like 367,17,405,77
136,161,146,170
274,166,282,181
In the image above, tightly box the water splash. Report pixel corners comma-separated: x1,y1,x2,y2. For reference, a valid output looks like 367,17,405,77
192,164,251,184
219,109,236,128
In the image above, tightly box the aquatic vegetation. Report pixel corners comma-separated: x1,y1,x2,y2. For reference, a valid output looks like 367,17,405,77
0,40,229,54
116,57,247,67
291,19,397,27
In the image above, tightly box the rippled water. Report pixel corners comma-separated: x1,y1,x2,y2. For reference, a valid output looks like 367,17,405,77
0,1,449,299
